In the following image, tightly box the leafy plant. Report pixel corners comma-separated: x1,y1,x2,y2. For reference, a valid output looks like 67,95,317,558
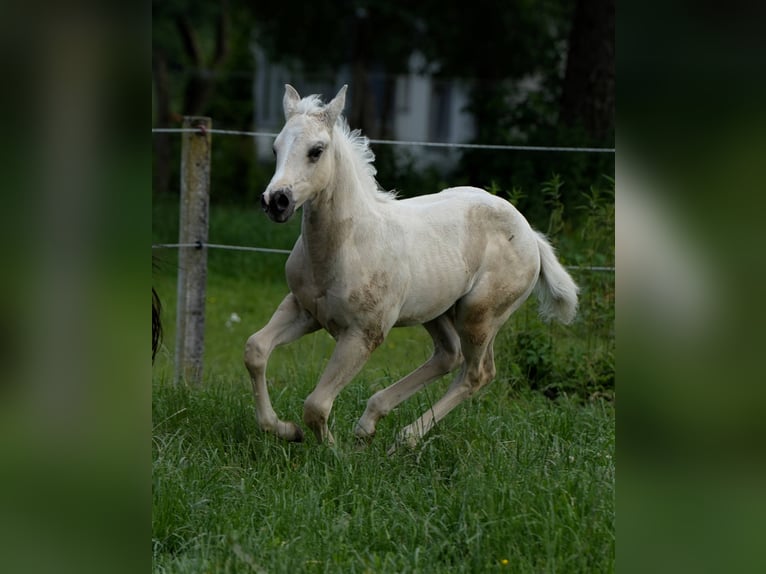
542,173,566,238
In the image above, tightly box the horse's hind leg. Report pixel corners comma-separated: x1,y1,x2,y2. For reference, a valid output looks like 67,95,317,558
391,280,524,451
354,314,462,443
392,325,498,452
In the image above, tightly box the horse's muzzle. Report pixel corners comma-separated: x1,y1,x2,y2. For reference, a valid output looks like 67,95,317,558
261,188,295,223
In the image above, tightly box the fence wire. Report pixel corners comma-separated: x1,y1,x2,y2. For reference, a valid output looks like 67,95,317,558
151,242,613,272
151,127,615,154
153,125,614,273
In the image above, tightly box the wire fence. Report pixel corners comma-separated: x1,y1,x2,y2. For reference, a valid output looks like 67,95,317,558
154,119,613,383
151,127,615,154
152,242,292,255
152,125,615,273
151,242,614,272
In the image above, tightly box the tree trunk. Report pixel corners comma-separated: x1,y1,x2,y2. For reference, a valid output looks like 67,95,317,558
152,51,172,194
176,2,230,116
348,13,380,137
559,0,615,143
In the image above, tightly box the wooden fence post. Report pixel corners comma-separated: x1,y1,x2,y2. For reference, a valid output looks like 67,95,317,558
174,117,212,386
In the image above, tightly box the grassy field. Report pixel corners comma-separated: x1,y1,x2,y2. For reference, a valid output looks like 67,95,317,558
152,195,615,573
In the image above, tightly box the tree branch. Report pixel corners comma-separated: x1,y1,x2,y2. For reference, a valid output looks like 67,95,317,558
212,0,230,69
176,15,202,65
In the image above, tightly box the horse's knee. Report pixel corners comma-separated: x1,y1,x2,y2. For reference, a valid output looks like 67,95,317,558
244,333,268,370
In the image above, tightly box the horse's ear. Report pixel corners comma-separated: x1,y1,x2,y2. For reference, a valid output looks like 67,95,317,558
323,84,347,129
283,84,301,119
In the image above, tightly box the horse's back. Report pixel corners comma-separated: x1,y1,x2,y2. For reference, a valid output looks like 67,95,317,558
400,186,533,244
403,186,500,206
404,186,521,219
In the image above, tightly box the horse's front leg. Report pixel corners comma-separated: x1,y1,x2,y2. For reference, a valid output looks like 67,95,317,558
244,293,320,441
303,331,379,444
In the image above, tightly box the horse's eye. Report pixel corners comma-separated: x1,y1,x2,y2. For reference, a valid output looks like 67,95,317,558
308,146,324,162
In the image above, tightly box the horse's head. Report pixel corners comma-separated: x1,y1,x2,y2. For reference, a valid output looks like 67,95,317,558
261,84,347,223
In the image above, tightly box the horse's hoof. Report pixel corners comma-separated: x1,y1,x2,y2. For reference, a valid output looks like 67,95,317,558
353,423,375,445
388,429,419,455
354,433,374,451
278,420,304,442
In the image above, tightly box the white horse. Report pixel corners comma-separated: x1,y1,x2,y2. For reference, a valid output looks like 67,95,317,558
245,84,578,449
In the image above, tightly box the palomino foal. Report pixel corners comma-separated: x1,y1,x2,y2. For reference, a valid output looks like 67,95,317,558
245,84,579,449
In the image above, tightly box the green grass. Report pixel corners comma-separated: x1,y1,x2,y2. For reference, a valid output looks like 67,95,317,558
152,196,614,573
153,376,614,573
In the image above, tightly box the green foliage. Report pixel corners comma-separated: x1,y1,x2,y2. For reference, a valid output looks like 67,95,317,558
576,176,616,266
499,321,614,402
506,185,527,207
490,174,615,402
484,181,502,196
252,1,417,77
542,173,566,237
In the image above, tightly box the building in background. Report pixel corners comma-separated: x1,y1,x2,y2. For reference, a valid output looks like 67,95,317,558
252,48,475,171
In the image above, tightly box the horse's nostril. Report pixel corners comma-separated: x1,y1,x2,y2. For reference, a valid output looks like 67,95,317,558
276,192,290,210
263,189,293,221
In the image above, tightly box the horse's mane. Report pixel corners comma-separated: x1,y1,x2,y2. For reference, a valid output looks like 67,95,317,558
298,94,397,202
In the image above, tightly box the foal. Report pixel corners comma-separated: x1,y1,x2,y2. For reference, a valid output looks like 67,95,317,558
245,84,578,448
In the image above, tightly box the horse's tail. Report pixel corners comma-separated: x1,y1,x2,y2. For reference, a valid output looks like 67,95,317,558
533,231,579,325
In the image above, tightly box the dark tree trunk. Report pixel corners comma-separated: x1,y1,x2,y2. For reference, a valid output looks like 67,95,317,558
176,1,230,116
153,1,229,194
350,15,374,136
176,15,211,115
152,51,172,194
559,0,615,142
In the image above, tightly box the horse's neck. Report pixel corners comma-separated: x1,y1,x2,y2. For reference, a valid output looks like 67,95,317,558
301,145,381,265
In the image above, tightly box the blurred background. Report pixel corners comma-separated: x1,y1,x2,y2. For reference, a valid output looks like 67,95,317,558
152,0,614,223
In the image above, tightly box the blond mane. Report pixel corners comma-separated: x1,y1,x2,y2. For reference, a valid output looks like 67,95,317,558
298,94,396,201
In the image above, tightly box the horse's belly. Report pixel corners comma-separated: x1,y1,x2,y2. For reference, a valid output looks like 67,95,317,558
391,230,478,325
395,278,468,326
